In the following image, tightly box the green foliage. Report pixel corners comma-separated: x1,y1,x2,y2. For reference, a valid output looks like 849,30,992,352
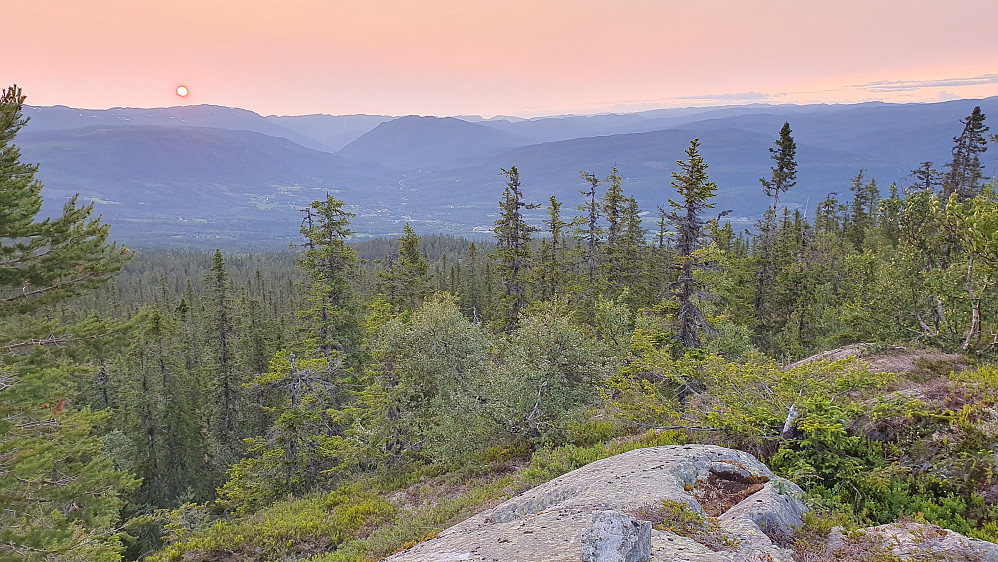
483,301,611,443
151,485,396,561
296,195,361,361
361,294,492,467
636,499,740,551
219,350,356,514
608,345,998,541
0,85,136,561
377,223,430,313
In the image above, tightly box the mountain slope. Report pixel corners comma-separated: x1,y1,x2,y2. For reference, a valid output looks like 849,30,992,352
266,114,393,152
23,104,329,150
337,115,527,169
18,125,396,245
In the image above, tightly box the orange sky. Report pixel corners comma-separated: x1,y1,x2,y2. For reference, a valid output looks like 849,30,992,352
7,0,998,117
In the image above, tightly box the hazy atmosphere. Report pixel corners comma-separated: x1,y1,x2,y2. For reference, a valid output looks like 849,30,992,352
8,0,998,116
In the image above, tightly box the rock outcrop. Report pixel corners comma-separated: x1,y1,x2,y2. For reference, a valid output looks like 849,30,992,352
384,445,807,562
828,520,998,561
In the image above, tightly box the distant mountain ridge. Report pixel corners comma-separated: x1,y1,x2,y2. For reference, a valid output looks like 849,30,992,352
337,115,525,169
17,97,998,247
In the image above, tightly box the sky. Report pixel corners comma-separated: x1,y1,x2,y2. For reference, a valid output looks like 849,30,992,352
7,0,998,118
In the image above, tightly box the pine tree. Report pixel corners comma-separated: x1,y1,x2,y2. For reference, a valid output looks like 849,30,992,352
0,85,136,560
666,139,718,351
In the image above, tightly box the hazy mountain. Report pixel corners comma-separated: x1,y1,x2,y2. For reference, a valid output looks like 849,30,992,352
18,125,401,245
337,115,528,169
23,104,329,150
265,114,393,152
14,97,998,247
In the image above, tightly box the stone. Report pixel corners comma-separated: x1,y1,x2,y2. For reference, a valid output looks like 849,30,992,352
581,510,651,562
831,520,998,562
383,445,807,562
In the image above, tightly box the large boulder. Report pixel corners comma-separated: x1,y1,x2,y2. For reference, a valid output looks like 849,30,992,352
383,445,807,562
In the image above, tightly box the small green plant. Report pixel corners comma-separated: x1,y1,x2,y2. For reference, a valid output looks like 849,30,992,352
634,499,740,552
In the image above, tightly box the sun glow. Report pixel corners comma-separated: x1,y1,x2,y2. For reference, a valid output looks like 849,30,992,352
176,85,189,97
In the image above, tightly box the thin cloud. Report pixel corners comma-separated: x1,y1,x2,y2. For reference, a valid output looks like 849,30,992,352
855,73,998,92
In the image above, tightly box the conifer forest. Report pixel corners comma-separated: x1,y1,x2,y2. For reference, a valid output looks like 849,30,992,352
6,84,998,560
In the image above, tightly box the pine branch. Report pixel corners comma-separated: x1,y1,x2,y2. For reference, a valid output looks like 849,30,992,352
3,330,117,354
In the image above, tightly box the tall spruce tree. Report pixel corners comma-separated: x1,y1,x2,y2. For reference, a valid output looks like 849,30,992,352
297,195,360,363
760,122,798,217
667,139,718,351
943,106,989,201
538,196,569,301
490,167,533,332
204,249,244,469
577,170,604,297
755,122,798,315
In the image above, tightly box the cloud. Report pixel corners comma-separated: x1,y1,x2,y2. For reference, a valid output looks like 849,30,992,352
854,73,998,93
938,90,960,101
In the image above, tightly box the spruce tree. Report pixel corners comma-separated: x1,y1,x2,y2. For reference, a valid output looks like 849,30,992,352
537,196,569,301
846,169,879,248
760,122,798,217
911,161,943,193
490,167,533,332
577,171,603,296
755,122,798,317
666,139,718,351
378,223,430,313
204,249,244,469
943,106,989,201
296,195,360,363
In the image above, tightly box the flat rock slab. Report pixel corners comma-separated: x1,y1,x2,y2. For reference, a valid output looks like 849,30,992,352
383,445,807,562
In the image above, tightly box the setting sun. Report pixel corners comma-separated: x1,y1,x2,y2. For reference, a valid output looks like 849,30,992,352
176,85,189,97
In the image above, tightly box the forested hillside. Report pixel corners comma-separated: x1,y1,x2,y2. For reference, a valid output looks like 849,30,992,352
4,85,998,561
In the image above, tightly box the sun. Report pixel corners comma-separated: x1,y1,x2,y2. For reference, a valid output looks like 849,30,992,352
176,85,189,97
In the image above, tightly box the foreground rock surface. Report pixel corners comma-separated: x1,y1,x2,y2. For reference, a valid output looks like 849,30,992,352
581,510,651,562
383,445,806,562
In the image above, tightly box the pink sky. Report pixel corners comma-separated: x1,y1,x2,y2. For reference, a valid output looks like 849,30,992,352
7,0,998,117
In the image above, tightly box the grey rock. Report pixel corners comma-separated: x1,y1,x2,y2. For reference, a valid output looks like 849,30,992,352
383,445,807,562
831,520,998,561
581,510,651,562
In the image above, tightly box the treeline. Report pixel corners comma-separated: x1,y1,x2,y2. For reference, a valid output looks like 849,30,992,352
3,79,998,561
